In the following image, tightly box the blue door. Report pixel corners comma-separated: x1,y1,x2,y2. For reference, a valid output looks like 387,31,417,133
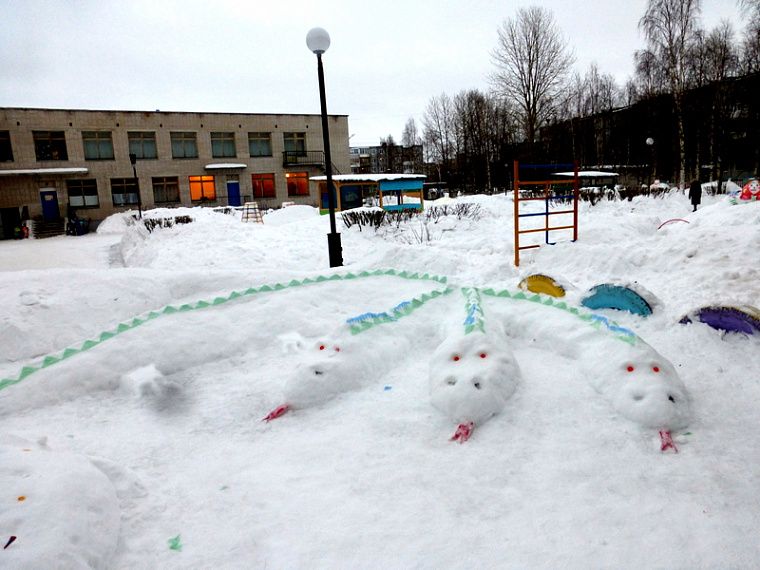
40,190,60,221
227,181,241,207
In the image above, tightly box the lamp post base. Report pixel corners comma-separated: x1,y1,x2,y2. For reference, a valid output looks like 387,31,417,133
327,232,343,268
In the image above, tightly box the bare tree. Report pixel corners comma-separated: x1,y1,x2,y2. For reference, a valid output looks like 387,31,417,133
739,0,760,19
639,0,702,188
583,63,619,115
490,6,574,145
401,117,421,147
634,49,668,97
622,78,640,106
422,93,456,181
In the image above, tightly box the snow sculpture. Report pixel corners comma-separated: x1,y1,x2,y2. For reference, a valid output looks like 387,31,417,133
0,435,121,567
494,299,690,452
263,323,412,422
585,338,691,451
263,333,363,421
518,274,567,298
680,305,760,335
428,288,521,443
740,179,760,201
428,329,520,443
581,283,656,317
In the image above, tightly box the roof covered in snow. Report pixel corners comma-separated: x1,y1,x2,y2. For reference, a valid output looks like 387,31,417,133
310,173,426,182
554,170,619,178
0,167,89,176
204,163,247,170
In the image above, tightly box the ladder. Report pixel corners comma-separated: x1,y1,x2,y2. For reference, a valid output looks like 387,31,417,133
241,202,264,224
513,161,579,267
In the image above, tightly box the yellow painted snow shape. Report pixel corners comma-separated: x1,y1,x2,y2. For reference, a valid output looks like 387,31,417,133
518,274,566,298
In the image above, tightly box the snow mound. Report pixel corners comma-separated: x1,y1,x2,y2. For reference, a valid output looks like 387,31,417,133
263,205,319,226
0,435,121,569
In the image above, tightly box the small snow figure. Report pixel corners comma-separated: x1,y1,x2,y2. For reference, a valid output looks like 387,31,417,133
689,179,702,212
264,328,404,422
740,178,760,201
429,328,520,443
586,340,691,452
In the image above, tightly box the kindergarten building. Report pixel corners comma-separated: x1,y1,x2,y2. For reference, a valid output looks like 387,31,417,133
0,107,350,239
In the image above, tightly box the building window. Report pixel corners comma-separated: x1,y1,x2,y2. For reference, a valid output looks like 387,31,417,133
189,175,216,201
66,179,99,208
33,131,68,161
283,132,306,155
248,132,272,157
286,171,309,196
128,132,158,159
171,132,198,159
82,131,114,160
211,132,236,158
0,131,13,162
152,176,180,204
111,178,139,206
252,173,276,198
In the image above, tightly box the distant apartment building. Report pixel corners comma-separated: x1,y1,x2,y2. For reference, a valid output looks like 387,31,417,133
350,143,423,175
0,107,350,238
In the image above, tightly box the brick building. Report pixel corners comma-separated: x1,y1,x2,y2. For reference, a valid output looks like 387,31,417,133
0,107,350,238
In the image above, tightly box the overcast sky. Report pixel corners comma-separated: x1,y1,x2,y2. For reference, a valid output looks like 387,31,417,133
0,0,746,146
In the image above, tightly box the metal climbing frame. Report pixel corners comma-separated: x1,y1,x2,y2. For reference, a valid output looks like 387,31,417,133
513,161,580,267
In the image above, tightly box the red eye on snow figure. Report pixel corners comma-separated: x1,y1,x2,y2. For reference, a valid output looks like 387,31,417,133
452,355,461,362
335,347,341,352
319,345,325,351
652,366,660,373
480,353,487,359
626,365,635,372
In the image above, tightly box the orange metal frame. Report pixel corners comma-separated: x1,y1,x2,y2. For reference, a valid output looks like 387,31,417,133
513,161,580,267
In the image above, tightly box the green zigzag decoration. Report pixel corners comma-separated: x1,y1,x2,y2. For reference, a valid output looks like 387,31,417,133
0,269,450,393
479,288,643,346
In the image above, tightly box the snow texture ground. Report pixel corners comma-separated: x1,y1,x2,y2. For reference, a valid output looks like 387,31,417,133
2,193,760,569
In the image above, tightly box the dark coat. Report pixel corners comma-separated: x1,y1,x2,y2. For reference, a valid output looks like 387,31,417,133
689,181,702,205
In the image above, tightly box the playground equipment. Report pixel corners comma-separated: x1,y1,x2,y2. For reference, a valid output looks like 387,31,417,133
513,161,580,266
241,202,264,223
581,284,654,317
518,274,567,298
680,305,760,335
310,174,425,213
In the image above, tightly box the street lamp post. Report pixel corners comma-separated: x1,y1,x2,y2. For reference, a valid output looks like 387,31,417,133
129,152,143,219
306,27,343,268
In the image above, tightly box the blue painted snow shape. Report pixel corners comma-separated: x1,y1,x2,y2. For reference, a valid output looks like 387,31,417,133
581,284,653,317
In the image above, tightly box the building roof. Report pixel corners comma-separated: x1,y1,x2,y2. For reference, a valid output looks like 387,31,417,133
205,163,247,170
0,106,348,118
0,167,89,176
310,174,426,182
553,170,619,177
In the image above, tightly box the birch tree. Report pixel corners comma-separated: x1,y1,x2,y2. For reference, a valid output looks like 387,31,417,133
639,0,702,187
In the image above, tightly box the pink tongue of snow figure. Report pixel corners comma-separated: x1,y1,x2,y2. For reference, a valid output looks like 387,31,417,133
429,329,520,443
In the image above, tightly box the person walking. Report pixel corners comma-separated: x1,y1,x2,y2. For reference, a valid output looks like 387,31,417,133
689,179,702,212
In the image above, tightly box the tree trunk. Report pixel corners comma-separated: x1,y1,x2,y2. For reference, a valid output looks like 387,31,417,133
674,93,686,188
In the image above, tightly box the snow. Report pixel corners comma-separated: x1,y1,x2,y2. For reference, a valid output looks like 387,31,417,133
2,190,760,568
310,173,426,182
204,163,247,169
0,167,89,175
554,170,619,177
